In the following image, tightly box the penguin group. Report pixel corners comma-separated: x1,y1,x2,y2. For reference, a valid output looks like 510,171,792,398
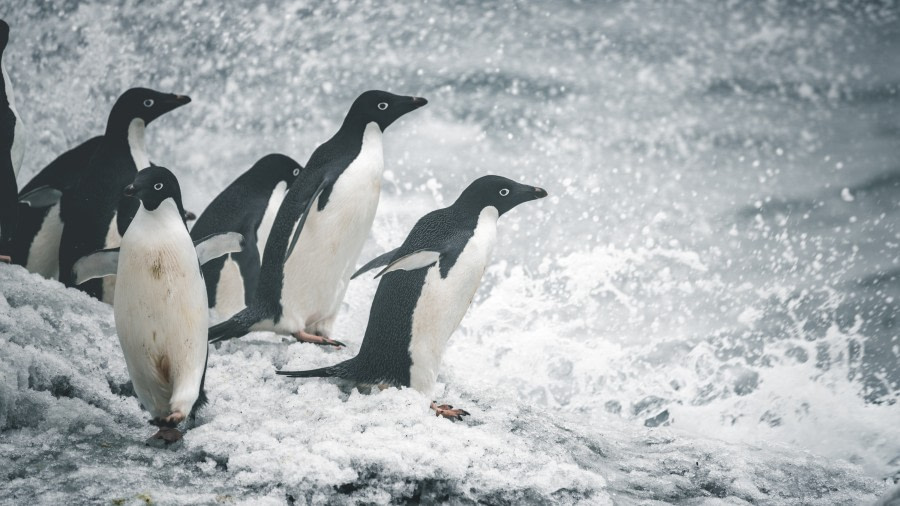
0,20,548,443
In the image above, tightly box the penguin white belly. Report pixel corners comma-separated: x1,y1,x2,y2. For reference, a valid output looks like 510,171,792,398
408,207,499,395
2,64,24,176
279,123,383,333
214,255,246,319
25,202,63,279
257,181,287,262
101,213,122,304
114,201,208,419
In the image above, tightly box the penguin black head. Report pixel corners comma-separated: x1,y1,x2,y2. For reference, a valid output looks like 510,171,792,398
454,175,548,216
345,90,428,131
0,20,9,53
124,166,185,214
254,153,304,185
107,87,191,132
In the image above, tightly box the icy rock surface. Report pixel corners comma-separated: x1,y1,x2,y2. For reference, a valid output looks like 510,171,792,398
0,265,887,504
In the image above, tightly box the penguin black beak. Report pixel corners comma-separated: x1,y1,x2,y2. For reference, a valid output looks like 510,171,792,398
410,97,428,108
124,184,137,197
170,94,192,106
533,187,548,199
183,210,197,221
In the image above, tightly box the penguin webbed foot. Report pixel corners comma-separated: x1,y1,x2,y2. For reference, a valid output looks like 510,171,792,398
430,401,470,421
146,427,183,446
0,254,11,264
292,330,345,348
146,412,186,446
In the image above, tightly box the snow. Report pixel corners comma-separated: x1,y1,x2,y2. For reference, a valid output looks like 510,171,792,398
0,264,889,503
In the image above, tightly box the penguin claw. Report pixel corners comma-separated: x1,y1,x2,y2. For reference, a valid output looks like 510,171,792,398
292,330,345,347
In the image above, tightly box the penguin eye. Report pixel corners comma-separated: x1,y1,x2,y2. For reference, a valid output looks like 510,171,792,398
377,102,389,111
153,182,164,191
292,168,300,176
499,188,510,196
143,99,155,108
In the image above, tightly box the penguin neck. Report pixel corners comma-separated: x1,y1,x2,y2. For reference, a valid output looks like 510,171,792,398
127,119,150,170
333,115,381,147
133,198,185,232
106,118,151,170
0,58,12,109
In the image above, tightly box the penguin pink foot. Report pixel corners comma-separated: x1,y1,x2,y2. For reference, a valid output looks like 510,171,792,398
0,255,10,263
292,330,345,347
430,401,470,420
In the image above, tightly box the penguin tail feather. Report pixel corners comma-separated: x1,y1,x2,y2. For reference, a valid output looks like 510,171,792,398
276,366,335,378
208,307,260,343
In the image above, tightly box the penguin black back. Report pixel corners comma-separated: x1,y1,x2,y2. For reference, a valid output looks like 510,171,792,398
190,153,302,311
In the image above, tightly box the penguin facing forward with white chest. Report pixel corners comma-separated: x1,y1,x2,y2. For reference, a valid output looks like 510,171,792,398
278,176,548,419
58,88,190,302
190,154,303,319
0,20,26,263
73,167,243,443
209,90,426,346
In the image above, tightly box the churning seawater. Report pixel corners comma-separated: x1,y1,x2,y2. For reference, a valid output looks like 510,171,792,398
7,0,900,479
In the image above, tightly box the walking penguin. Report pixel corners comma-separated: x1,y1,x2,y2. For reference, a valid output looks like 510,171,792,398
277,175,547,418
73,167,243,443
209,90,427,346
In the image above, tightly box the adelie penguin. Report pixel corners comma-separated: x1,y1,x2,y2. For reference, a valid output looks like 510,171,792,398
73,167,244,443
278,176,548,419
58,88,191,302
209,90,427,346
0,19,27,263
190,154,303,319
11,90,197,279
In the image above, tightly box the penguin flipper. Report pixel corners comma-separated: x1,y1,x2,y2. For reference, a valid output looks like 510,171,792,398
284,179,329,261
351,247,399,279
374,249,442,278
194,232,245,265
72,248,120,284
18,186,63,208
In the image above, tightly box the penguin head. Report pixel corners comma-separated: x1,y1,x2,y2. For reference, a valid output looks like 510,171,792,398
346,90,428,131
0,20,9,53
124,166,185,214
455,175,548,216
255,153,304,185
108,88,191,129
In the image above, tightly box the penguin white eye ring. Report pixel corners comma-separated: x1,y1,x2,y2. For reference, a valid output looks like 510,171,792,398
499,188,510,196
293,168,300,176
154,182,164,191
377,102,389,111
143,99,155,108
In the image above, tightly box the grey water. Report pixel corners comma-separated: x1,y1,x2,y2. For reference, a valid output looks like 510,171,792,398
4,0,900,484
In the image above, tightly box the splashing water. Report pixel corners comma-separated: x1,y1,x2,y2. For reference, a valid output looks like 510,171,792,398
3,0,899,493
